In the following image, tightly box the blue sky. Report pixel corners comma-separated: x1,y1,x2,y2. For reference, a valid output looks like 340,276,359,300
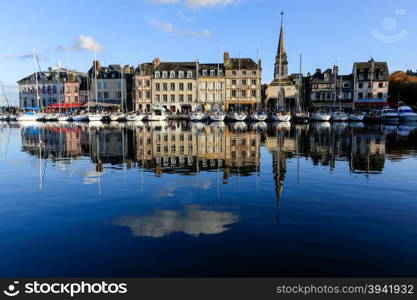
1,0,416,105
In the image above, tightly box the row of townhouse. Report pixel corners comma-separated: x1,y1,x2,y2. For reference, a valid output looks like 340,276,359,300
132,52,262,113
305,59,390,110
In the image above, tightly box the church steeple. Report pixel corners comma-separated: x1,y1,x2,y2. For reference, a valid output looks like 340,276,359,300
274,10,288,80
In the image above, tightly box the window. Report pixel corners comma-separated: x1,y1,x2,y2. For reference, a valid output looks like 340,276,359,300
241,90,246,97
251,90,256,97
187,71,192,78
201,82,207,89
179,83,184,91
170,71,175,78
242,71,246,75
156,83,160,91
252,79,257,85
146,91,151,99
75,96,78,102
218,70,223,76
155,72,160,78
367,93,373,99
378,92,383,98
187,95,192,102
97,82,101,89
170,83,175,91
232,71,237,76
163,95,168,102
179,94,184,102
156,95,160,102
231,90,237,97
210,70,215,76
116,82,121,89
252,71,257,75
104,92,109,99
138,91,142,99
146,80,150,87
203,70,208,76
98,92,102,98
178,71,184,78
209,82,214,90
170,95,175,102
163,83,168,91
232,79,237,85
379,82,384,88
162,71,168,78
103,82,107,89
358,92,363,99
187,83,192,91
242,80,247,86
358,83,363,89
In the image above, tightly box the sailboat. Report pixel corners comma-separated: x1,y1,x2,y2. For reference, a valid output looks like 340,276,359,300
0,80,16,121
292,54,309,123
227,52,247,121
311,109,331,121
250,51,267,122
190,59,208,122
17,49,46,122
209,46,226,122
331,77,349,121
110,65,127,121
87,51,103,122
349,63,364,121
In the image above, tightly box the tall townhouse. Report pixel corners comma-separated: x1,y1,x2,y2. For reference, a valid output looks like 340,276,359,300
88,61,133,110
133,63,153,112
198,63,226,111
353,59,389,108
17,68,86,109
223,52,262,112
152,58,197,113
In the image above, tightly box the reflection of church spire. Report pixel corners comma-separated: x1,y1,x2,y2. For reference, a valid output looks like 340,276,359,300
272,150,287,207
274,10,288,80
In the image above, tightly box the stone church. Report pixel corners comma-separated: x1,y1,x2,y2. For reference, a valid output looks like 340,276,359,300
265,12,298,112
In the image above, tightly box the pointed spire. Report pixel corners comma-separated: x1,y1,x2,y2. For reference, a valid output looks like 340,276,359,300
277,10,285,57
274,10,288,80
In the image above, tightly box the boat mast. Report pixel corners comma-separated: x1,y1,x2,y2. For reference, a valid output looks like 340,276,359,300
33,49,40,109
196,57,199,111
94,48,98,112
238,51,241,113
216,41,220,112
297,53,302,113
369,59,374,109
352,64,357,111
0,79,9,111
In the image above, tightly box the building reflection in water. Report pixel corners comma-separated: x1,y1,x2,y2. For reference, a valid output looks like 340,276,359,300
17,120,417,201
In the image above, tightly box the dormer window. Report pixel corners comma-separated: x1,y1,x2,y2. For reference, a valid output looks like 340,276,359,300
178,71,184,78
162,71,168,78
111,74,115,79
210,70,215,76
170,71,175,78
232,71,237,76
242,71,246,75
218,70,223,76
141,69,146,75
155,71,160,78
187,71,192,78
202,70,208,76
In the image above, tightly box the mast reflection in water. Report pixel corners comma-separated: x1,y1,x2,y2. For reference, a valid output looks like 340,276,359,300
0,120,417,277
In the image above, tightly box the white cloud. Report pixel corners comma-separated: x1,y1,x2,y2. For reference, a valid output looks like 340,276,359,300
114,206,239,238
154,20,211,37
185,0,236,9
147,0,236,9
57,35,103,53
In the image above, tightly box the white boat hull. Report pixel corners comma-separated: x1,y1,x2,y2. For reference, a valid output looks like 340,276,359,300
249,113,268,121
270,113,291,122
399,115,417,122
148,115,168,121
87,114,103,122
227,112,247,121
189,112,207,122
127,114,146,122
17,113,46,122
209,113,226,122
311,113,331,121
349,114,364,121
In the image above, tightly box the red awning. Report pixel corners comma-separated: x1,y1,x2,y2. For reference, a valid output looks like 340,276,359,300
355,102,399,107
49,103,81,109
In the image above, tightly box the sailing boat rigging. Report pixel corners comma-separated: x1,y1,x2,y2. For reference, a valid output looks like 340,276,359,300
209,43,226,122
249,50,267,121
227,52,247,121
292,54,309,123
190,58,208,121
87,48,104,122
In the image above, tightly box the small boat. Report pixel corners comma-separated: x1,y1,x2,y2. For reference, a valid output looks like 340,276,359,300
16,111,46,122
227,111,247,121
72,113,89,122
148,105,168,121
398,105,417,122
126,112,146,122
331,109,349,122
109,113,127,122
292,112,310,123
87,113,103,122
364,109,382,123
349,112,365,122
311,109,331,121
209,111,226,122
270,111,291,122
6,114,17,121
45,113,60,121
0,114,7,120
381,106,399,123
57,114,73,122
249,111,268,121
189,111,208,122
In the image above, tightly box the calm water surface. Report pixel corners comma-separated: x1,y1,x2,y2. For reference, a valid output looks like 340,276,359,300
0,120,416,277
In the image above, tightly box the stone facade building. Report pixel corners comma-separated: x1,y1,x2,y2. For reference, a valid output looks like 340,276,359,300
17,68,86,109
353,59,389,107
87,61,133,110
134,62,153,112
198,63,226,112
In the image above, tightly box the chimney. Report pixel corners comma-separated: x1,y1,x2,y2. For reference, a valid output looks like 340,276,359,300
93,60,101,75
153,57,161,68
224,52,230,65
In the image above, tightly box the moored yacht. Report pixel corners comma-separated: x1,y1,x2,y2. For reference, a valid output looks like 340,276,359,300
126,111,146,122
270,111,291,122
331,109,349,122
148,105,168,121
227,111,247,121
249,111,268,121
16,111,46,122
87,112,104,122
189,111,208,122
364,109,382,123
292,112,310,123
311,109,331,121
381,106,399,123
398,105,417,122
349,112,365,122
209,110,226,122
